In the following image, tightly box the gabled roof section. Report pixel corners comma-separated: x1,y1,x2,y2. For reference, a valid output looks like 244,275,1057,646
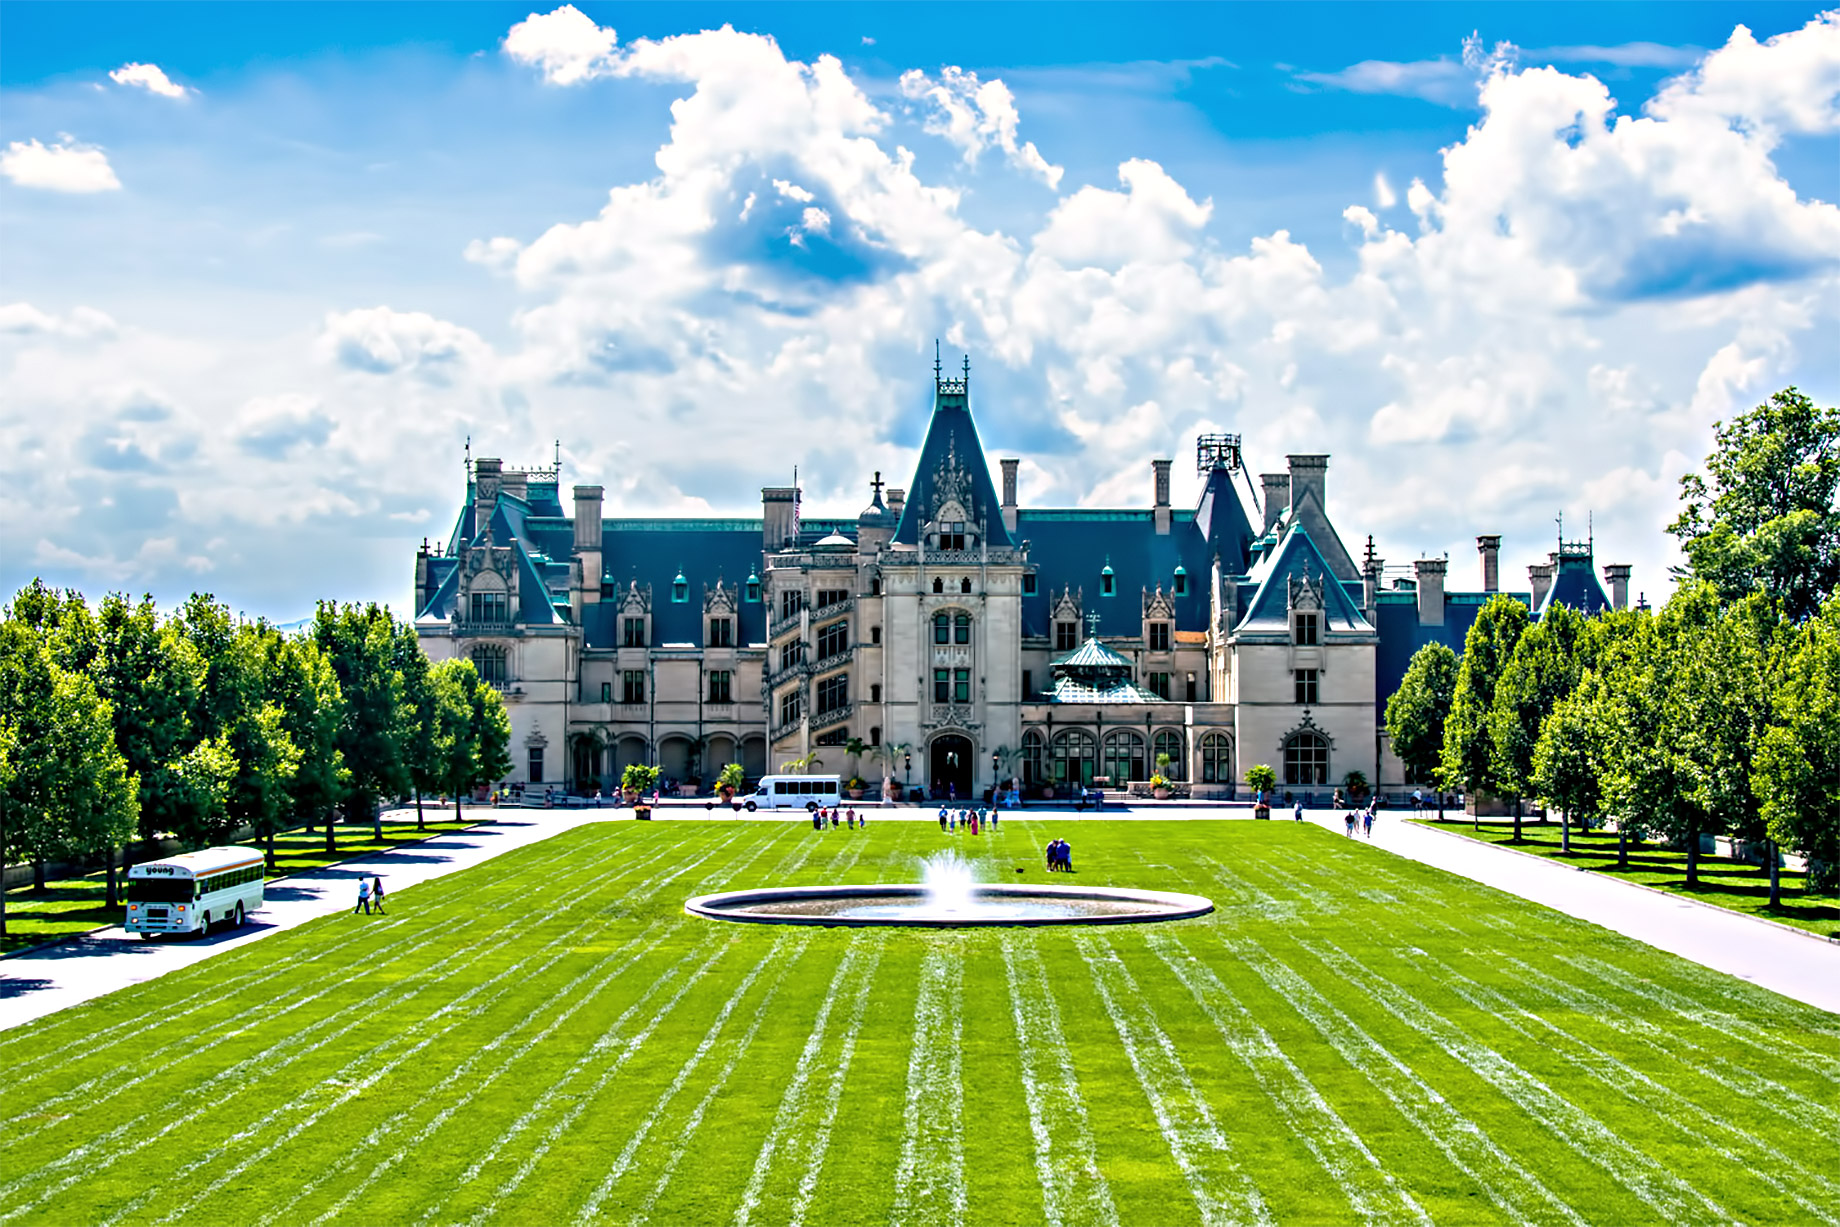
1237,524,1373,635
1050,676,1165,704
891,373,1014,547
1193,466,1255,575
1538,551,1611,617
1054,638,1134,670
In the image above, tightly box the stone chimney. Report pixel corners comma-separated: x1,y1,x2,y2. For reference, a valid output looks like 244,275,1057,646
1000,459,1019,535
1529,561,1555,609
1414,557,1447,626
1286,454,1328,514
1152,458,1173,535
501,469,528,504
1363,551,1384,611
473,458,503,544
887,487,906,521
1477,535,1501,592
573,485,603,610
762,487,799,552
414,540,431,616
1604,563,1631,611
1259,473,1289,535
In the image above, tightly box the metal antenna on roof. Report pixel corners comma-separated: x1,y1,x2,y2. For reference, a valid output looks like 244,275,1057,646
554,439,561,469
962,353,970,384
934,339,942,382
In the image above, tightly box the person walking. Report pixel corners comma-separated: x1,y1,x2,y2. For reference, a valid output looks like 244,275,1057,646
1363,807,1375,838
371,875,386,914
354,878,371,915
1344,810,1357,836
1293,799,1304,822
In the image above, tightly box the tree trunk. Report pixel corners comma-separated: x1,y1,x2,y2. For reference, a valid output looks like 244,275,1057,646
1617,825,1628,871
415,788,425,831
105,844,118,908
373,799,383,843
325,806,338,855
32,858,45,894
455,790,463,824
1437,792,1444,821
1767,839,1781,908
1512,796,1523,843
1561,810,1572,855
265,826,277,872
1685,818,1699,889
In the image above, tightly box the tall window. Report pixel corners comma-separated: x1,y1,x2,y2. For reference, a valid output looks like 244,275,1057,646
937,522,966,551
934,669,950,702
1056,622,1079,652
870,576,882,595
934,612,950,644
959,577,971,594
1154,729,1185,780
1022,669,1033,698
1294,669,1319,705
1051,729,1095,785
600,681,611,703
1285,732,1329,786
622,617,645,647
954,612,971,644
817,588,849,609
1022,574,1038,594
781,590,804,619
1146,671,1171,699
780,641,802,673
708,617,733,647
469,590,508,624
1020,730,1044,785
953,669,970,703
622,670,646,704
1149,622,1171,651
816,620,848,660
1101,567,1116,596
1294,612,1319,645
527,746,544,784
870,726,881,745
1186,674,1198,702
816,673,848,714
1200,732,1232,784
870,625,882,644
471,645,507,686
1102,730,1144,782
870,683,882,703
708,670,731,703
745,574,761,602
1174,567,1188,595
779,690,801,726
933,577,944,593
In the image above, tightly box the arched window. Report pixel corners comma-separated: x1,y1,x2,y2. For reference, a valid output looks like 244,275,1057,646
1050,729,1095,786
1102,730,1144,783
1200,732,1232,784
960,576,972,594
672,570,689,603
1173,565,1188,595
1285,732,1329,786
870,575,882,595
744,572,761,602
954,612,971,645
1153,729,1185,781
471,645,507,686
1021,730,1044,786
1101,565,1116,596
932,577,944,594
933,612,950,644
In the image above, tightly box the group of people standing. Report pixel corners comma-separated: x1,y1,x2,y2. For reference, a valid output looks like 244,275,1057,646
937,807,997,835
1044,838,1074,872
812,806,865,831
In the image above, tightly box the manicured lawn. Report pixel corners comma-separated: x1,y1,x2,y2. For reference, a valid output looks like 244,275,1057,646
2,819,1835,1226
1408,817,1840,940
1,816,477,955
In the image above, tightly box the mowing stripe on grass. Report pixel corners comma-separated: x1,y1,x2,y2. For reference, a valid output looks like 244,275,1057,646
1306,940,1730,1225
731,934,878,1227
1076,933,1271,1227
556,932,808,1227
1227,936,1584,1227
1408,948,1840,1224
784,938,883,1227
1498,953,1840,1137
1001,932,1120,1227
890,945,967,1227
1146,933,1432,1227
1559,953,1840,1082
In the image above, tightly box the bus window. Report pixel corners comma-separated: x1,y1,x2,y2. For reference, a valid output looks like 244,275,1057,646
776,781,791,795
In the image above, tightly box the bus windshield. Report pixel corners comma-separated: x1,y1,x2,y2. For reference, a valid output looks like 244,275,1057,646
129,878,194,904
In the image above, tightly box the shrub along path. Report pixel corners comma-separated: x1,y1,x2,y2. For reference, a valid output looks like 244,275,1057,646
0,819,1834,1227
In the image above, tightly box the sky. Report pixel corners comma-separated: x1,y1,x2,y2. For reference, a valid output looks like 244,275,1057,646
2,1,1837,620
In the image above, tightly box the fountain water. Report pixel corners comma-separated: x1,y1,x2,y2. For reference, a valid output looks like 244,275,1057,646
685,850,1212,928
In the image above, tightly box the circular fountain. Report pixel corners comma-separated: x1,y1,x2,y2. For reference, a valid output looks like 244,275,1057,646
686,854,1213,929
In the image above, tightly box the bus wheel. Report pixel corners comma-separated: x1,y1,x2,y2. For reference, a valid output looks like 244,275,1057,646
199,912,211,936
234,902,245,928
807,801,818,812
745,801,757,812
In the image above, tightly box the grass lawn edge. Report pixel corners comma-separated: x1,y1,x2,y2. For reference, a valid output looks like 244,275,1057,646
1406,817,1840,947
0,813,492,961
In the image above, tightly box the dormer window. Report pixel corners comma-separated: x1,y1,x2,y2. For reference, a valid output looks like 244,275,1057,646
1173,566,1187,595
1294,612,1319,646
744,571,761,603
708,617,733,648
672,571,689,603
937,522,967,551
1100,565,1116,597
1149,623,1171,652
1056,621,1079,652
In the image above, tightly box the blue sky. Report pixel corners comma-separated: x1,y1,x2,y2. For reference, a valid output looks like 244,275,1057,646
2,2,1837,618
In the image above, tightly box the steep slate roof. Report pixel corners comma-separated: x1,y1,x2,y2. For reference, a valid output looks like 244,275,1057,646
596,520,768,647
1193,465,1257,574
1235,523,1373,636
891,379,1015,548
1538,554,1612,617
1016,511,1214,638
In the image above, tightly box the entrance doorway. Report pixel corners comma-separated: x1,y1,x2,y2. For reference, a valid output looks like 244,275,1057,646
930,734,974,801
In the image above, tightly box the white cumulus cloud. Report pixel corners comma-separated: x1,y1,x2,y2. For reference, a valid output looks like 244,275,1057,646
502,3,619,85
1,138,121,193
109,62,190,98
899,66,1064,187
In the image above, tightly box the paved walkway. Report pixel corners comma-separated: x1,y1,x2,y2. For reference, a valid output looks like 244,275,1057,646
5,803,1835,1032
0,808,607,1034
1297,809,1840,1015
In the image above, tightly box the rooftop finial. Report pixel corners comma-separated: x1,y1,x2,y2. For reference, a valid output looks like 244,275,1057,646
962,353,970,383
934,339,942,382
870,470,885,501
1085,610,1102,638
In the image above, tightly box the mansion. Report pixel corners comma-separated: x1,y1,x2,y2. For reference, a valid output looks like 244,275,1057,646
415,367,1630,800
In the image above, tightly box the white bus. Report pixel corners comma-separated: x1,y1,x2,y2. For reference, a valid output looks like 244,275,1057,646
743,775,843,812
126,846,265,938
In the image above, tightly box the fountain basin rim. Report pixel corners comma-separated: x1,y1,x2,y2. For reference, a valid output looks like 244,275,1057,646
685,883,1214,928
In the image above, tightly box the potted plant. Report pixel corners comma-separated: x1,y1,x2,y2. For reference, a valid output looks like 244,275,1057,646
846,777,866,800
716,762,745,804
1343,770,1370,804
1247,764,1277,818
622,763,660,805
1152,752,1175,799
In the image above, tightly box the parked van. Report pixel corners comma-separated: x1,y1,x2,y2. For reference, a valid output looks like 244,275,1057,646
743,775,842,812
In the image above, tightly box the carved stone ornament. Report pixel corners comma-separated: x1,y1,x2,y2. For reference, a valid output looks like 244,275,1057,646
620,580,652,615
930,436,973,521
1143,586,1175,619
704,580,736,615
1050,586,1083,622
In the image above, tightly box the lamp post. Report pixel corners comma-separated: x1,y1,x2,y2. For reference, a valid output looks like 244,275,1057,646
904,751,912,801
991,751,1000,791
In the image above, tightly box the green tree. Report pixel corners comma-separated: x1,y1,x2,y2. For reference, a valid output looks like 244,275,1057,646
1441,595,1530,824
1491,602,1589,840
1532,672,1607,854
262,632,345,860
1669,387,1840,622
1753,598,1840,893
424,659,510,822
1386,641,1457,817
312,602,413,852
468,672,512,801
